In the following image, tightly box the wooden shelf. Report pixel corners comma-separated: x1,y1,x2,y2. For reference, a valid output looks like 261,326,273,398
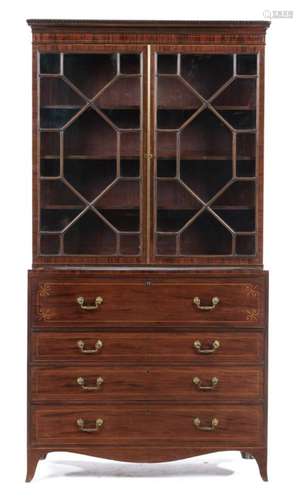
41,105,256,111
41,105,83,109
212,205,255,210
40,155,254,161
41,105,141,110
41,205,84,210
155,206,254,212
157,106,256,111
158,155,253,161
41,155,60,160
41,155,140,160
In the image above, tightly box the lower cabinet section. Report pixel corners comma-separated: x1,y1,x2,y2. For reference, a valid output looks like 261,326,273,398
30,404,264,447
27,269,268,481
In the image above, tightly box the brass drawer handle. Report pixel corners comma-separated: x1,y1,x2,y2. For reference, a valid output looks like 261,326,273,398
193,339,220,354
193,376,219,390
76,418,103,432
77,339,103,354
193,417,219,431
77,376,104,391
77,296,103,310
193,296,220,311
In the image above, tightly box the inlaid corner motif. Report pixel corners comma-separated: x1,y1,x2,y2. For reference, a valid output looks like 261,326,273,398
246,308,259,321
245,284,258,297
38,283,51,297
37,308,55,321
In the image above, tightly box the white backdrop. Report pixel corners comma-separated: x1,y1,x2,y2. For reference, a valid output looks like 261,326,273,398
0,1,302,499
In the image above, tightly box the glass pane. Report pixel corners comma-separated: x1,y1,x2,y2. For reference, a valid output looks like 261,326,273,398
157,234,176,255
237,133,256,177
41,159,60,177
180,160,232,202
120,131,140,158
181,54,233,99
64,108,117,157
40,53,60,74
40,132,60,158
157,77,201,109
95,179,140,231
64,54,117,99
38,51,143,257
212,79,256,109
40,234,60,255
64,210,116,255
157,54,177,74
237,54,257,75
40,180,84,208
40,209,83,232
40,78,85,129
157,160,176,178
213,181,255,206
64,160,116,201
180,110,232,158
96,76,140,110
120,54,141,74
155,52,258,258
157,131,176,160
180,211,232,255
120,160,140,177
120,234,140,255
212,181,256,232
40,78,84,106
236,234,256,255
40,179,84,232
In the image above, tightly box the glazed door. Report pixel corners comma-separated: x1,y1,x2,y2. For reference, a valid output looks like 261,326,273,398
151,47,261,265
34,44,262,266
36,46,146,265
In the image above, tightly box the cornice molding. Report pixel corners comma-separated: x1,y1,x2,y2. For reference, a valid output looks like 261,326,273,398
27,19,270,33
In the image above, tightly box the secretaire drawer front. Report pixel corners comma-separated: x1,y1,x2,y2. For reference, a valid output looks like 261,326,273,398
31,404,264,446
31,331,264,364
32,277,266,327
31,366,264,402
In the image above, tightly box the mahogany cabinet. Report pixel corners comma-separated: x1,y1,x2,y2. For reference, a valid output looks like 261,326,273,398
26,19,270,481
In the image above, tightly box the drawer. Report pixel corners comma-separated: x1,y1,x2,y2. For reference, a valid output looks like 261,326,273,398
31,404,264,446
31,331,264,364
31,366,264,402
31,275,266,327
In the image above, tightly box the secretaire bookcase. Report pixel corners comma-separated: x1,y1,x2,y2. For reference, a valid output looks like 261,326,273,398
26,19,270,481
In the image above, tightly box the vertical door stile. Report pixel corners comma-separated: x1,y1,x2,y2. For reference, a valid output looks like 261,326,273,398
146,44,152,264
